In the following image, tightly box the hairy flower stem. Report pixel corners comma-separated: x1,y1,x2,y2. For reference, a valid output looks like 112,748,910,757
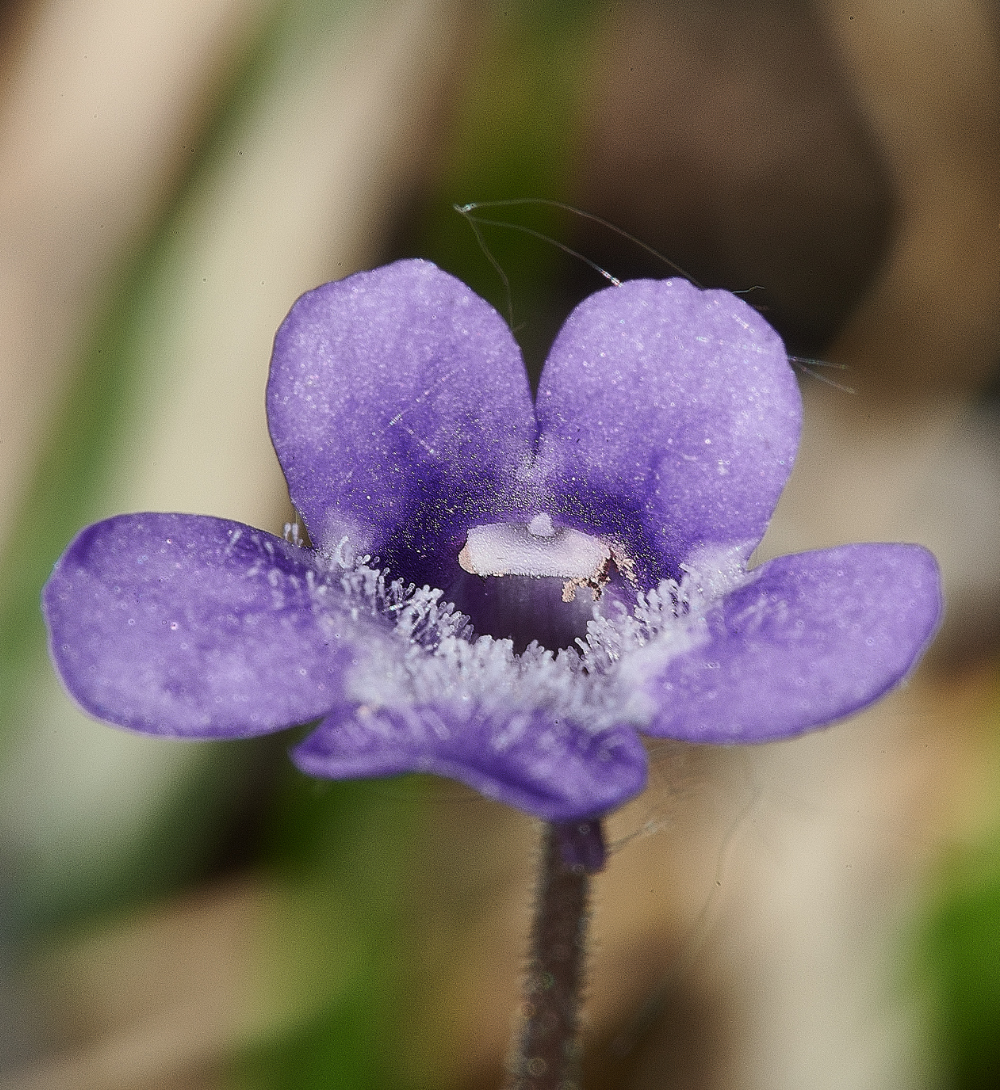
506,820,604,1090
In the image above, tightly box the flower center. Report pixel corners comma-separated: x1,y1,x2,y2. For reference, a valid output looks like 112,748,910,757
452,516,613,652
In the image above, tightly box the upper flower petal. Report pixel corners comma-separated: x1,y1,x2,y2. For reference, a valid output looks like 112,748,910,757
42,514,361,737
533,279,801,582
635,543,942,743
267,259,538,586
292,704,649,823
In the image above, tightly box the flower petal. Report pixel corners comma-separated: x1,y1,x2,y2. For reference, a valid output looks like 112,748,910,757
534,279,800,582
267,259,537,586
42,514,363,737
637,544,942,742
292,706,649,822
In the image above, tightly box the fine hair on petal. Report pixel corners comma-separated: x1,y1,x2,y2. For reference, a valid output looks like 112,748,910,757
327,552,729,742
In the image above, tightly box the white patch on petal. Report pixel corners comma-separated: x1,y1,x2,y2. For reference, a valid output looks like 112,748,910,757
459,521,610,579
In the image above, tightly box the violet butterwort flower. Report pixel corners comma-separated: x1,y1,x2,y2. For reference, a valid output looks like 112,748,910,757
43,259,941,822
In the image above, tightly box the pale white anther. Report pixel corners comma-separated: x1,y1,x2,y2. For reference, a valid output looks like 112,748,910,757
458,519,611,579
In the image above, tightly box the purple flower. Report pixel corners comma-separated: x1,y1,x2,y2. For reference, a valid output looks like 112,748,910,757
42,260,941,822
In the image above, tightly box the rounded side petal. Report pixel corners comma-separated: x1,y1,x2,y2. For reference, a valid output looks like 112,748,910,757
292,706,649,822
534,279,800,581
42,514,363,738
267,259,537,585
638,544,941,743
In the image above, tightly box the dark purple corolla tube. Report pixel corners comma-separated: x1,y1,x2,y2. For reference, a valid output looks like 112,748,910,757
43,259,942,824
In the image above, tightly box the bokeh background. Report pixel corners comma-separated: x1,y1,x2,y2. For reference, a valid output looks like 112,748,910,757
1,1,999,1087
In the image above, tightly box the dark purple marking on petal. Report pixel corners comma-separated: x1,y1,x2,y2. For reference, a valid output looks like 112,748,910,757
640,543,942,743
292,705,649,822
443,570,599,652
267,259,539,588
533,278,801,583
42,514,366,738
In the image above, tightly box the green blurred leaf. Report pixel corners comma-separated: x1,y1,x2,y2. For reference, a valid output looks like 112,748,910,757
921,834,1000,1090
